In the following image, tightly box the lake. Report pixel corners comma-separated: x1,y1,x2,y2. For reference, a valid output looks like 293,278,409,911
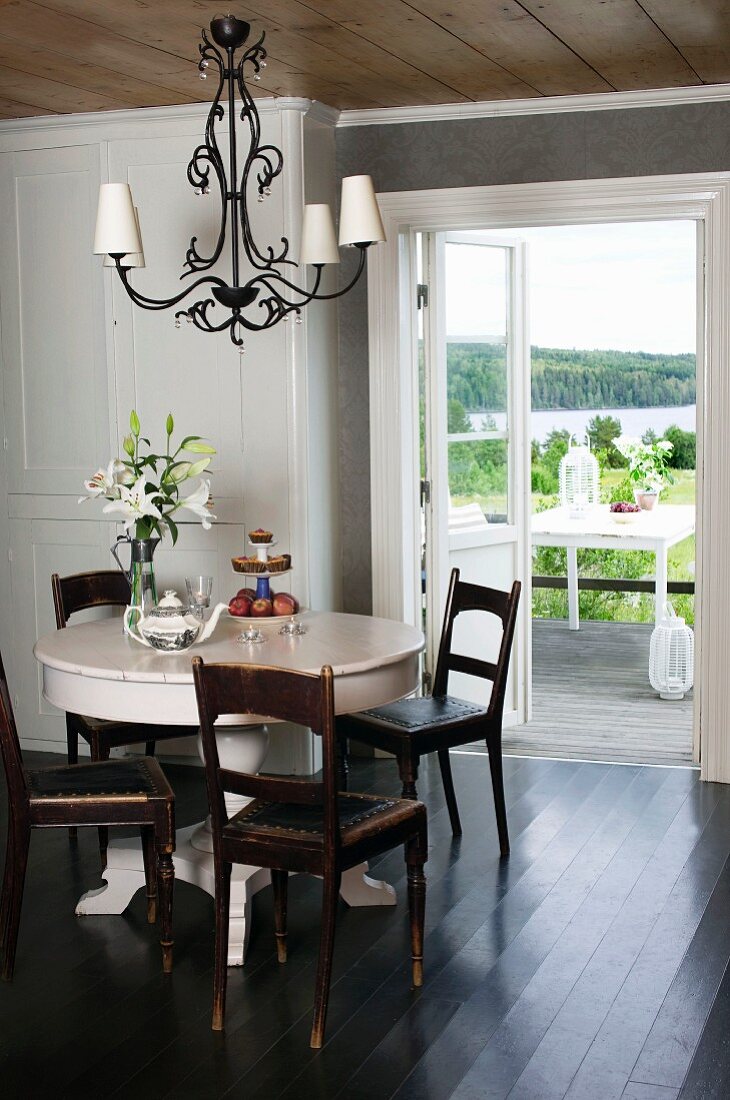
468,404,696,444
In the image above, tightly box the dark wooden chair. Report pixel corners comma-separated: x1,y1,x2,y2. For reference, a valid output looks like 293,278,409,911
0,648,175,981
337,568,521,857
52,570,194,867
192,658,428,1048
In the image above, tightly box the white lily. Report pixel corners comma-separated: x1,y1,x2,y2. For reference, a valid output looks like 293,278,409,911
178,479,216,530
102,474,163,533
78,458,126,503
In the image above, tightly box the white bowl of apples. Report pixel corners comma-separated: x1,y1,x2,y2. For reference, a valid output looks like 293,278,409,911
227,587,300,625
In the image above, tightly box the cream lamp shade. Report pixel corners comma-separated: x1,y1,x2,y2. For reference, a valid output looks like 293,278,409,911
338,175,386,247
93,183,143,256
104,207,145,269
300,203,340,265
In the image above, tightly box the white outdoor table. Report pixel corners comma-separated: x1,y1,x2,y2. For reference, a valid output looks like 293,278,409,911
34,610,423,964
531,504,695,630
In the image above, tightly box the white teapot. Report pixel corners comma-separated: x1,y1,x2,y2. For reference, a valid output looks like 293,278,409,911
124,589,227,653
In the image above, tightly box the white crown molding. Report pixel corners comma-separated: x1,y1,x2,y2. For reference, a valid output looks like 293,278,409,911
0,95,315,137
305,101,340,127
338,83,730,128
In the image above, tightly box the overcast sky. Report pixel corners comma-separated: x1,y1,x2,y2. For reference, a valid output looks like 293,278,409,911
446,220,696,355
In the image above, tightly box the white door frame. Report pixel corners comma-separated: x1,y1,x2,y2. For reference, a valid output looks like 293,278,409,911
366,172,730,783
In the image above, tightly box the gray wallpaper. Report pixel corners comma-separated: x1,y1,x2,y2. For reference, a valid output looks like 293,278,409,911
335,100,730,613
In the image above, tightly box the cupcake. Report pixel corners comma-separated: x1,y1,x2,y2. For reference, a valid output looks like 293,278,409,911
231,556,266,573
267,555,288,573
249,528,273,544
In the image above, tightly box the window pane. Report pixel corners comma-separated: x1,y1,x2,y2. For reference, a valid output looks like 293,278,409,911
448,438,508,524
445,243,507,337
448,341,508,422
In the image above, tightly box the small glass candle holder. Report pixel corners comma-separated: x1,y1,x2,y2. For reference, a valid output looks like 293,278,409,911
279,619,307,637
237,626,265,644
186,575,213,619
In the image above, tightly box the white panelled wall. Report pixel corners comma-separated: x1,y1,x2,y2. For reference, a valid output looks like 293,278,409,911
0,100,341,760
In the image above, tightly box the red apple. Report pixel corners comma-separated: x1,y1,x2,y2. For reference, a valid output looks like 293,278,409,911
228,595,252,617
272,592,299,616
251,597,273,617
236,587,256,601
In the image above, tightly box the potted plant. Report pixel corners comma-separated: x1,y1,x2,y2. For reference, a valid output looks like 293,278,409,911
614,435,674,510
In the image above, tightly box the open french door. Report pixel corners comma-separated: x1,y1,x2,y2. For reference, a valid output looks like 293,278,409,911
420,232,532,725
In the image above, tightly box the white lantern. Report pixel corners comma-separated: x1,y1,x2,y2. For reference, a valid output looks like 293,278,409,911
649,602,694,700
559,434,600,518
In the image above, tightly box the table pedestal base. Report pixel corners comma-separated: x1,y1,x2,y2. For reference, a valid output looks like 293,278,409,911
75,826,395,965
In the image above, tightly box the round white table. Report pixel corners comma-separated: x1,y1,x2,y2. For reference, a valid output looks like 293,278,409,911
34,610,423,964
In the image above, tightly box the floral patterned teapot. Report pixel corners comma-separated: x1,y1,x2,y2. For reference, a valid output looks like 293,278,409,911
124,589,227,653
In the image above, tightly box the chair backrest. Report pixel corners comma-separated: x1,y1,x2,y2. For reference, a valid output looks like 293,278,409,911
0,648,28,810
52,569,131,629
192,659,340,848
432,567,522,722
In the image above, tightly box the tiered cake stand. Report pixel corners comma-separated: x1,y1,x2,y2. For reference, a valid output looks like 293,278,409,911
232,538,292,602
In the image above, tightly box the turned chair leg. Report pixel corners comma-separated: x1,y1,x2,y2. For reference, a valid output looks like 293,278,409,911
66,720,78,840
212,860,232,1031
156,849,174,974
141,826,157,924
271,869,288,962
145,740,156,756
406,844,426,988
398,752,420,801
437,748,463,837
0,814,17,957
1,821,30,982
310,870,341,1049
91,738,111,870
487,732,510,857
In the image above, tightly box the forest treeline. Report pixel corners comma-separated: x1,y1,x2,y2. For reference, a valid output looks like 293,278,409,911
447,344,696,411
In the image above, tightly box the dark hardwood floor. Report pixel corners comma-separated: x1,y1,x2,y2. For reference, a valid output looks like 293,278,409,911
1,750,729,1099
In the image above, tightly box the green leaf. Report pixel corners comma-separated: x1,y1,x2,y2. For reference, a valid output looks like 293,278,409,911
166,412,174,436
130,409,140,436
166,517,179,545
184,440,216,455
187,457,211,478
123,435,135,457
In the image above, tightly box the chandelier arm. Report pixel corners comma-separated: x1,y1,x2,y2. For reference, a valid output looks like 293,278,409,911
240,263,324,302
235,56,292,271
246,248,366,304
183,38,228,276
176,299,244,343
113,260,228,311
304,248,368,301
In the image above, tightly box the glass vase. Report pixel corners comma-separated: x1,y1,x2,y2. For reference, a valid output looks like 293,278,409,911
130,537,160,613
111,534,161,615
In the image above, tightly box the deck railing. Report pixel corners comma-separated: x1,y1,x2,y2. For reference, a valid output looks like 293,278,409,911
533,576,694,595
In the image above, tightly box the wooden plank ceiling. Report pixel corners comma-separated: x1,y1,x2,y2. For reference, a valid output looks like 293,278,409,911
0,0,727,120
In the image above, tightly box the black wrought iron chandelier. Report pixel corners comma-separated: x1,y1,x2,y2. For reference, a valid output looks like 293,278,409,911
93,14,385,348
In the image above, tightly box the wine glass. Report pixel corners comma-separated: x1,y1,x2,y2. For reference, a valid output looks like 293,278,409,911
186,575,213,619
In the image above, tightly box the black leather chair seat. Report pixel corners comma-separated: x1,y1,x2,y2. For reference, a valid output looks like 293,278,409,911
355,695,487,733
27,759,160,798
225,793,397,839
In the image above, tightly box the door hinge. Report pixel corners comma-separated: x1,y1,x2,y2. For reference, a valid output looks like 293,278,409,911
420,478,431,505
416,283,429,309
7,548,12,562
